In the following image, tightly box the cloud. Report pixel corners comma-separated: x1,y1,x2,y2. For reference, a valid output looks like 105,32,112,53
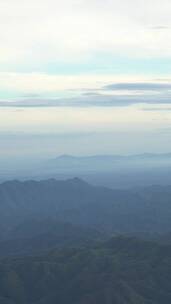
1,0,171,73
1,92,171,107
1,1,171,100
149,26,171,30
142,107,171,112
0,73,171,107
104,82,171,91
3,73,166,99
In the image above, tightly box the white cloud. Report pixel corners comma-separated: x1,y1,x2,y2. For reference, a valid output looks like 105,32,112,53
1,72,170,97
1,0,171,70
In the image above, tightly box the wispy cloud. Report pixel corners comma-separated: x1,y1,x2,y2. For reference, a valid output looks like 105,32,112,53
149,25,171,30
104,82,171,91
1,77,171,107
1,93,171,107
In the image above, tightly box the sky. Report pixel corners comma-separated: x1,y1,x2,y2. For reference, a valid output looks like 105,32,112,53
1,0,171,99
0,0,171,158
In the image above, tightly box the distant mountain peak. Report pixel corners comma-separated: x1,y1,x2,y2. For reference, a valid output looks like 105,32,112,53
66,177,90,186
54,152,171,161
57,154,76,159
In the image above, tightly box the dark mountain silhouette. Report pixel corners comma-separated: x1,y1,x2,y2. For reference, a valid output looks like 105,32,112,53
0,178,171,242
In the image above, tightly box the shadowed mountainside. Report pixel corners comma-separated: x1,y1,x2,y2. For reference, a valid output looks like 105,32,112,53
0,178,171,241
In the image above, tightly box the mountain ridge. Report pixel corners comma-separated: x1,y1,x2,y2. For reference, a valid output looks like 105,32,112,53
0,177,171,237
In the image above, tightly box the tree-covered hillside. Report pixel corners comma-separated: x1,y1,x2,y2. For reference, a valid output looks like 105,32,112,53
0,236,171,304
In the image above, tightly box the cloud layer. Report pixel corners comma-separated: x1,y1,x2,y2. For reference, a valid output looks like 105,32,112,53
1,0,171,65
1,74,171,107
1,0,171,101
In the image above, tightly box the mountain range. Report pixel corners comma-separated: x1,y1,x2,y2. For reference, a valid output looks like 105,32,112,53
0,177,171,303
0,177,171,257
1,153,171,188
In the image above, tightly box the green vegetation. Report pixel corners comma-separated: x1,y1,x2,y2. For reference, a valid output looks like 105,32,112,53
0,236,171,304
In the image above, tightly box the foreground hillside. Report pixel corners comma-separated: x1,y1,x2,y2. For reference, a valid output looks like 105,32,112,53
0,236,170,304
